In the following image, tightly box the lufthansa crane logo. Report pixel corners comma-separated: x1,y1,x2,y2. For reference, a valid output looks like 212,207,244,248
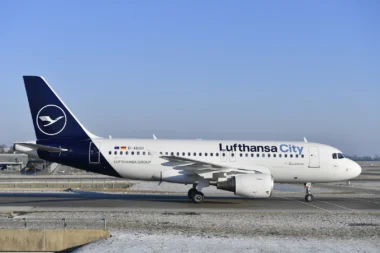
36,105,67,136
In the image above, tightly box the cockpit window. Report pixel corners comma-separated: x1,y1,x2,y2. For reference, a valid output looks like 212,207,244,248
333,153,344,159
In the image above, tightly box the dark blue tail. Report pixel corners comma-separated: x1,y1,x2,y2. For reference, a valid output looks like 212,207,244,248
23,76,96,140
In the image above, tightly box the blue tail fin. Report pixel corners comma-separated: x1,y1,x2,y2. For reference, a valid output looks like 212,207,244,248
23,76,98,140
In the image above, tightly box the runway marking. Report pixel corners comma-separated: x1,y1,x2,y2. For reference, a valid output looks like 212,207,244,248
342,196,380,205
279,197,332,213
321,201,360,212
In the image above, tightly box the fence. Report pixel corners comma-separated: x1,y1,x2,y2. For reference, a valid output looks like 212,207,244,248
0,177,133,189
0,218,107,229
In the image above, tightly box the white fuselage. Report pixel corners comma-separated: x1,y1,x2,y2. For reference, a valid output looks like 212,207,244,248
94,139,361,184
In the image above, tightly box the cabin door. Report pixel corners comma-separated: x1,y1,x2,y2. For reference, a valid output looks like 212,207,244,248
308,147,320,168
89,142,101,163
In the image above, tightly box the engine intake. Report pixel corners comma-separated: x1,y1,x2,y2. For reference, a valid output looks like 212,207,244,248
217,174,273,198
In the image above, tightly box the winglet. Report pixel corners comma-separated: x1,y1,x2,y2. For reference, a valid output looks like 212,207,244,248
153,134,157,140
303,137,308,142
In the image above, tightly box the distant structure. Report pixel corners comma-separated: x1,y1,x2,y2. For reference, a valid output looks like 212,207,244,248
0,154,28,171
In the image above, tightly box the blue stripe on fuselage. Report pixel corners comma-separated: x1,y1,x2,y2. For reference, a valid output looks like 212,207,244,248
36,139,121,178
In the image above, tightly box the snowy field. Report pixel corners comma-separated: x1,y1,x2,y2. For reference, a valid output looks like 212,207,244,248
74,232,379,253
63,210,380,252
75,179,380,252
14,208,380,253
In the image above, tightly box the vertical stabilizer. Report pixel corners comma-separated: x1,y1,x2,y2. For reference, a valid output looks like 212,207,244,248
23,76,100,140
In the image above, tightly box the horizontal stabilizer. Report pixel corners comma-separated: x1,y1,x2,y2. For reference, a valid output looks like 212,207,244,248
14,143,70,152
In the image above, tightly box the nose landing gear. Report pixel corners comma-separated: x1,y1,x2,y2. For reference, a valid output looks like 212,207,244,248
304,182,314,202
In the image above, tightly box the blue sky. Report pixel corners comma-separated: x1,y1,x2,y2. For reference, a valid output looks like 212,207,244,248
0,1,379,156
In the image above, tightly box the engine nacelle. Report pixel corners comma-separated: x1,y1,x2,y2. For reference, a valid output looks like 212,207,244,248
217,174,274,198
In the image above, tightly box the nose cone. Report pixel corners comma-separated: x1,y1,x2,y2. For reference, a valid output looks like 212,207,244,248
351,161,362,178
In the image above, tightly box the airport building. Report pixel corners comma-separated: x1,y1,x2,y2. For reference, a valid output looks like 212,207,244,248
0,153,28,171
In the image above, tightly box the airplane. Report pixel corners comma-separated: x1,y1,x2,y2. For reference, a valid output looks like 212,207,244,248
14,76,362,203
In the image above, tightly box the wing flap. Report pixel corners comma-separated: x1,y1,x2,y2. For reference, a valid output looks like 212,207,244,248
160,156,223,168
160,155,271,175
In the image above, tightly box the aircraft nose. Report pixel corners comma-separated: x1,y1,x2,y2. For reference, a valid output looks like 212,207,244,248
352,161,362,178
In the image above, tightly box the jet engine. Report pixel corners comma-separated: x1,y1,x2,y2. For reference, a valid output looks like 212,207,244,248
216,174,274,198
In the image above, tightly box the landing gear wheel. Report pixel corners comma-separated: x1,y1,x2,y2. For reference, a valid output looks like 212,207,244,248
191,191,204,204
304,182,314,202
305,194,314,202
188,188,197,199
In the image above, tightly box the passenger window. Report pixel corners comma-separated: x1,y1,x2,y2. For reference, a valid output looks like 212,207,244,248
148,152,151,155
194,153,197,156
262,154,265,157
160,152,162,155
188,152,191,156
231,153,235,157
245,153,248,157
273,154,276,158
216,153,219,156
114,151,117,155
296,154,298,158
199,153,202,156
338,153,344,159
256,154,259,157
205,153,208,156
240,153,243,157
143,152,146,155
131,151,134,155
301,154,304,158
176,152,179,156
268,154,271,158
182,152,185,156
120,151,123,155
171,152,174,156
332,153,337,159
126,151,128,155
137,151,140,155
210,153,213,156
279,154,282,158
290,154,293,158
251,154,254,157
109,151,111,155
165,152,168,155
284,154,287,158
222,153,225,157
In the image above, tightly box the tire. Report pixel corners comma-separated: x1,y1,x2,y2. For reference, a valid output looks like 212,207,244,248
188,188,197,199
191,191,204,204
305,194,314,202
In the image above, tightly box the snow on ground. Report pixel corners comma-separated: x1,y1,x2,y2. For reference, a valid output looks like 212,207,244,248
74,231,380,253
13,211,380,244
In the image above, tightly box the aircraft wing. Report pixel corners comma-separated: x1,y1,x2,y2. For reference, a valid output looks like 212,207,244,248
160,155,271,175
14,143,70,152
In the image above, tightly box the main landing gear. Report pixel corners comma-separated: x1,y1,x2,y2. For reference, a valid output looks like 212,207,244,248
304,182,314,202
188,184,205,204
